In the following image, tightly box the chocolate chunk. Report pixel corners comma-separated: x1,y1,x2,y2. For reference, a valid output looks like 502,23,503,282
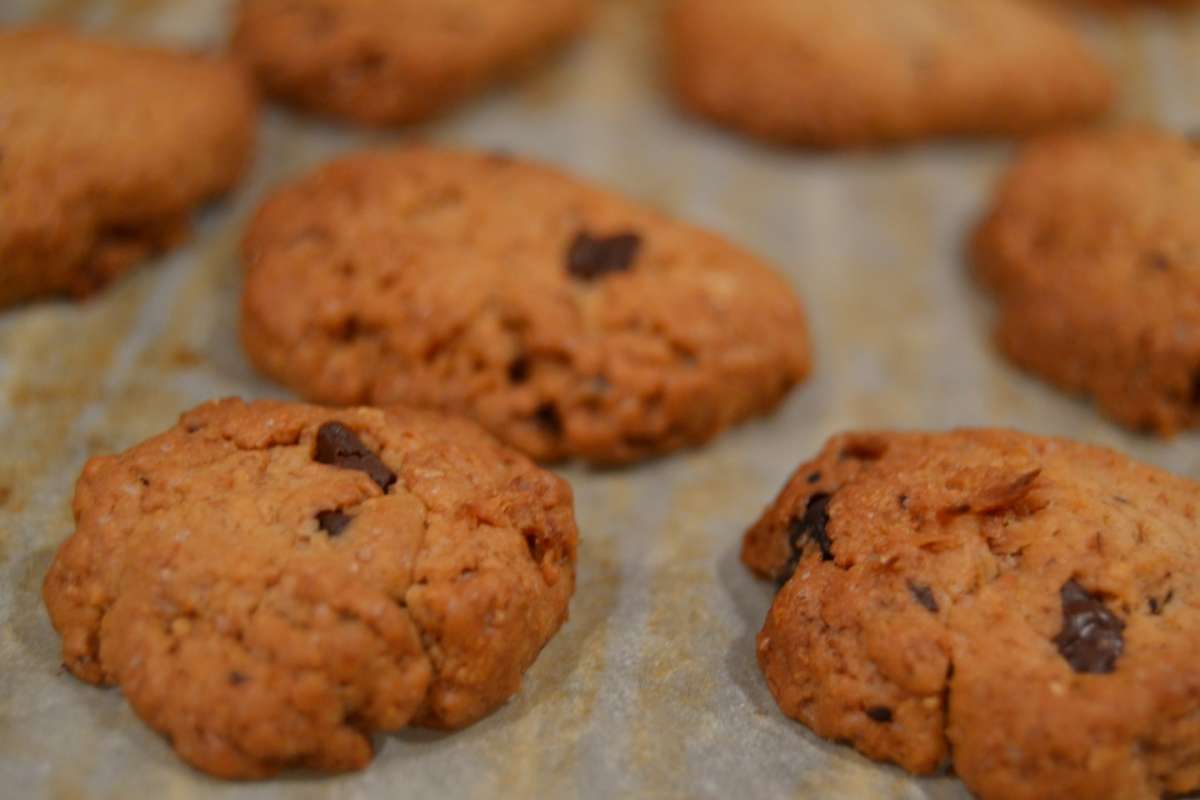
534,402,563,435
317,510,352,537
228,671,248,686
908,581,939,613
508,356,531,384
1054,580,1125,674
314,422,396,491
777,493,834,587
807,471,822,484
566,231,642,280
1149,590,1173,615
866,706,894,723
792,494,833,560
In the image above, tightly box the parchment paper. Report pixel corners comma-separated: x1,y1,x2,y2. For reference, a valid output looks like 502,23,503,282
1,2,1199,797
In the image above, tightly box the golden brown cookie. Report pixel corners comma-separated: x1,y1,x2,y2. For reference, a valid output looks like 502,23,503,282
42,398,578,779
974,127,1200,435
0,27,257,307
240,147,811,465
743,429,1200,800
665,0,1114,147
1051,0,1199,8
232,0,590,126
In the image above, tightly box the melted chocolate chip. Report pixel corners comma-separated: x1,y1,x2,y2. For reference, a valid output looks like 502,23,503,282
228,671,248,686
777,493,834,587
866,706,894,723
1148,252,1171,271
317,510,352,537
1054,580,1125,674
807,471,822,484
566,231,642,280
314,422,396,491
908,581,939,613
1191,370,1200,406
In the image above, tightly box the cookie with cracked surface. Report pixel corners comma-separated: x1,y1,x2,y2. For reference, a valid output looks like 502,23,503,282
974,127,1200,435
0,27,256,307
232,0,590,126
240,147,811,465
743,429,1200,800
42,398,578,779
665,0,1113,147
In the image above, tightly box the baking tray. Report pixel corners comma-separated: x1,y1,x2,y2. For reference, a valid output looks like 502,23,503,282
2,1,1199,797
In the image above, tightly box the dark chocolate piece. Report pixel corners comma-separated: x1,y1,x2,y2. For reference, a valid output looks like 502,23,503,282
317,510,353,537
908,581,939,613
776,493,834,588
866,706,894,723
566,231,642,280
1054,580,1125,674
314,422,396,491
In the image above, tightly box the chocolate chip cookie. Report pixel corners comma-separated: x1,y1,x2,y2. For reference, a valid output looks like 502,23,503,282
974,127,1200,435
0,27,256,307
665,0,1113,147
743,429,1200,800
1053,0,1198,8
232,0,590,126
42,398,578,779
240,147,811,465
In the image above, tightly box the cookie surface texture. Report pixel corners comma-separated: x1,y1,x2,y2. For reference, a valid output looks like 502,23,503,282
42,398,578,779
974,128,1200,435
241,147,812,464
232,0,590,125
0,28,256,307
665,0,1113,146
743,429,1200,800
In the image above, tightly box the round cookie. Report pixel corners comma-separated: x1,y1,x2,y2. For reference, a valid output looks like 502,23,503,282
0,28,256,307
1051,0,1199,8
232,0,591,126
42,398,578,779
973,127,1200,435
665,0,1113,147
743,429,1200,800
240,147,811,465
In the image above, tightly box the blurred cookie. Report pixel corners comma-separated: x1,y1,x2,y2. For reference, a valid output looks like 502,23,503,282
974,127,1200,435
0,28,256,307
665,0,1113,147
43,398,578,778
1052,0,1199,8
241,147,811,465
745,429,1200,800
232,0,590,125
